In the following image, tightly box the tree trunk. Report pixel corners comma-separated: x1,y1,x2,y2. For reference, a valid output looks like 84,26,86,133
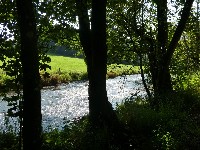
139,53,151,99
152,0,194,97
155,0,173,94
89,0,119,128
90,0,107,122
75,0,92,67
16,0,42,150
76,0,118,127
165,0,195,66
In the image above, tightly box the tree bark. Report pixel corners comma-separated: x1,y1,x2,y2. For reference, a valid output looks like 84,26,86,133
16,0,42,150
155,0,173,94
76,0,118,127
90,0,112,125
153,0,194,96
75,0,92,67
139,54,151,99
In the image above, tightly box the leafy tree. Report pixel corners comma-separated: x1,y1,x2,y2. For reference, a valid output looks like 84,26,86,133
171,3,200,90
154,0,194,95
107,0,195,102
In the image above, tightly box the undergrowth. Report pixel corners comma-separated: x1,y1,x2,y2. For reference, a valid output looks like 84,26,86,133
1,88,200,150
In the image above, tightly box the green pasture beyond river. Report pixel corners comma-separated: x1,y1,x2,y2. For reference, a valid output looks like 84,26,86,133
0,55,140,87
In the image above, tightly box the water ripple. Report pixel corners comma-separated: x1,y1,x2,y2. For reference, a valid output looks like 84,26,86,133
0,74,145,131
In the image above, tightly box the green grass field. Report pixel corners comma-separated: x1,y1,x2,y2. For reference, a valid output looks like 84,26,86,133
43,55,139,86
47,55,140,74
0,55,140,87
47,56,87,73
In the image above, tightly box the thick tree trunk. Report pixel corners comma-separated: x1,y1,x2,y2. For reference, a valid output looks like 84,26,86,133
155,0,173,94
156,0,194,95
150,0,194,101
90,0,107,122
156,65,172,94
76,0,118,127
90,0,119,128
16,0,42,150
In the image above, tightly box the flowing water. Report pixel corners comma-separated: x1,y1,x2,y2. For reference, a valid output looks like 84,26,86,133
0,74,145,131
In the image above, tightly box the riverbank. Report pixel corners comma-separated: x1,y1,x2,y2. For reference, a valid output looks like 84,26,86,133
40,64,140,87
41,55,140,86
0,55,140,90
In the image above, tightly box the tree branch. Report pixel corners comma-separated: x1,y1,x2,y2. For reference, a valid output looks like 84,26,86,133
165,0,194,66
75,0,91,64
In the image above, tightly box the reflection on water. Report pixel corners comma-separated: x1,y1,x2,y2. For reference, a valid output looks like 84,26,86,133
0,74,145,131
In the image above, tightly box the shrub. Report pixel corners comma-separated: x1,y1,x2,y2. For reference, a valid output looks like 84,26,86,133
0,131,18,150
116,91,200,149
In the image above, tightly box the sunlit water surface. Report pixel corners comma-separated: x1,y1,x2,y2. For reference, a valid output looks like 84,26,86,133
0,74,145,131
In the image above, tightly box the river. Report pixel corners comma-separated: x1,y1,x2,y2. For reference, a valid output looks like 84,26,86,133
0,74,145,132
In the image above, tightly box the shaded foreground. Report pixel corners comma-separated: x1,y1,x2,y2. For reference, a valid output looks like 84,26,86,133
1,89,200,150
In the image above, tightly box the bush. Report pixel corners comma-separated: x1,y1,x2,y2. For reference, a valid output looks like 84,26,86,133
42,117,89,150
0,131,18,150
116,91,200,149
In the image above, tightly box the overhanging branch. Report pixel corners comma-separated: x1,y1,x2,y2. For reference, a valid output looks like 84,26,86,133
165,0,194,66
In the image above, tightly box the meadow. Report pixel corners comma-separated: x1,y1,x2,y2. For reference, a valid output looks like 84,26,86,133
0,55,140,88
41,55,139,86
47,55,87,73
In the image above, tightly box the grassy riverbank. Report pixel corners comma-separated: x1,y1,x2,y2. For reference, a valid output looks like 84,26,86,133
0,55,140,88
